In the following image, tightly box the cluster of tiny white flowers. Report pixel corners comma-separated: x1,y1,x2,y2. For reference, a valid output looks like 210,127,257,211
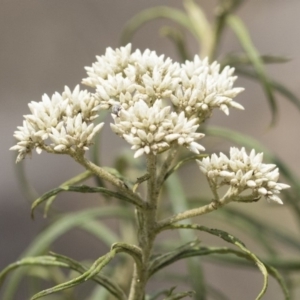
171,58,244,121
11,45,245,161
83,44,181,110
197,147,290,204
10,86,103,162
111,100,204,158
82,44,244,119
80,44,244,157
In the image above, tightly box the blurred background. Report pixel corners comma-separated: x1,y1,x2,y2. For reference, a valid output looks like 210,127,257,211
1,0,300,299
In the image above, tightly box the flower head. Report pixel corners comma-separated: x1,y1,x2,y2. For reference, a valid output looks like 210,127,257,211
171,57,244,122
10,85,104,162
197,147,290,204
111,99,205,158
83,44,244,124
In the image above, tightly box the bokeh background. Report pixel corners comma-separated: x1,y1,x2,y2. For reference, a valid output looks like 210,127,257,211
1,0,300,299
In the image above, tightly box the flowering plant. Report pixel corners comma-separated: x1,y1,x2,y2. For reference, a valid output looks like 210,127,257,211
1,1,299,300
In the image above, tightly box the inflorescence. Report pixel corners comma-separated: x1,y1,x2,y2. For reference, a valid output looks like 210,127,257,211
10,44,289,203
197,147,290,204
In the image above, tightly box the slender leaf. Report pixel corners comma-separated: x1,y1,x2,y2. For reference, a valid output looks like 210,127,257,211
0,256,67,286
183,0,214,58
51,252,126,300
31,184,143,218
235,67,300,111
2,207,133,300
222,53,290,67
227,15,277,125
149,240,201,277
30,249,118,300
210,0,247,59
188,197,300,255
121,7,197,46
44,171,93,217
162,224,268,300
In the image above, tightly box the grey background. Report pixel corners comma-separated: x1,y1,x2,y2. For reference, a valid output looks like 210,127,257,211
1,0,300,299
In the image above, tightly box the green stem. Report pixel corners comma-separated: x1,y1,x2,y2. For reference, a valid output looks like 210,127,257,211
157,187,235,230
128,153,159,300
69,149,145,208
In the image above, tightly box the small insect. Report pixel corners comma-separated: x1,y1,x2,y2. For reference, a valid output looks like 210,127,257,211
111,103,122,117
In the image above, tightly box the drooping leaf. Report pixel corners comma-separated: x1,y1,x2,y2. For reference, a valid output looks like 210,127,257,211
235,67,300,111
30,249,119,300
31,184,143,218
183,0,214,58
120,7,197,46
2,207,133,300
0,256,67,286
51,252,126,299
149,240,201,277
161,224,268,300
44,170,93,217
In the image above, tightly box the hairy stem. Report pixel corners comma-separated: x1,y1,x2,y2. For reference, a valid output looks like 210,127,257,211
69,149,145,208
157,187,236,230
128,153,159,300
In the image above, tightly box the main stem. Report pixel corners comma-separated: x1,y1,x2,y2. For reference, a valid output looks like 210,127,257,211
128,153,158,300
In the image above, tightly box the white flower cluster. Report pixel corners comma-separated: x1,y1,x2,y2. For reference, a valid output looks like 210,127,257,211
11,44,244,161
81,44,244,157
171,58,244,121
111,100,205,158
82,44,244,119
10,86,103,163
197,147,290,204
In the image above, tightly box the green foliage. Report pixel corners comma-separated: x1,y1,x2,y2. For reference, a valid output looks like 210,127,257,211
2,1,298,299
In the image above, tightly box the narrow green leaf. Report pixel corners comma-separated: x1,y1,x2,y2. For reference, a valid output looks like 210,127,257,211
149,240,201,277
227,15,277,125
0,256,67,286
120,7,197,46
235,67,300,111
50,252,126,300
31,184,143,218
210,0,247,60
188,197,300,255
183,0,214,58
222,53,290,67
30,250,118,300
164,224,268,300
2,207,133,300
44,170,93,217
